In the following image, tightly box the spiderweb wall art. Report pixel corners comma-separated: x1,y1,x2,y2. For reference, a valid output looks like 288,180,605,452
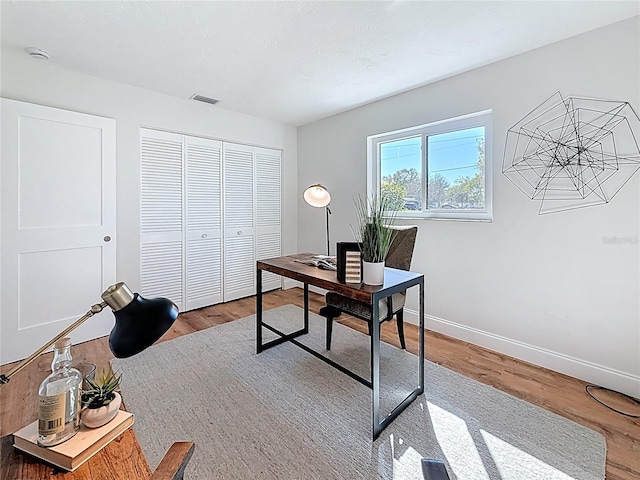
502,91,640,214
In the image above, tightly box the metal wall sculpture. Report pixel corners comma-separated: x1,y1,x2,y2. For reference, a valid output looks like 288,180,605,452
502,91,640,214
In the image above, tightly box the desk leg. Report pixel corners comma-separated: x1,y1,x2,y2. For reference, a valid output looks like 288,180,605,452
258,275,311,352
371,294,381,440
419,277,425,393
371,279,424,440
256,268,263,354
303,283,309,334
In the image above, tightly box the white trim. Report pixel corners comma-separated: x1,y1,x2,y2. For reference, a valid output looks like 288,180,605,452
282,279,300,290
402,308,640,397
369,110,492,139
283,282,328,296
278,285,640,397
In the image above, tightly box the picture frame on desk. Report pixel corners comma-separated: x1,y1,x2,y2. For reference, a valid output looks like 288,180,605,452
336,242,362,283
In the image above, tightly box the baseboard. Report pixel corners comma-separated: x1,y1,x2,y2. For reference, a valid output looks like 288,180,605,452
282,281,327,296
279,285,639,397
402,308,640,398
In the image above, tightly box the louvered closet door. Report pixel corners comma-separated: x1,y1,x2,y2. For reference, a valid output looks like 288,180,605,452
223,142,255,301
255,147,282,292
140,129,184,310
185,136,222,311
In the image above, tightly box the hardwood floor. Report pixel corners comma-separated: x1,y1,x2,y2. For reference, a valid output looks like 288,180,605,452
1,288,638,479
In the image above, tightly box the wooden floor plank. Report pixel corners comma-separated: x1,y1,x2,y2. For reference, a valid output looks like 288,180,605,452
1,288,638,479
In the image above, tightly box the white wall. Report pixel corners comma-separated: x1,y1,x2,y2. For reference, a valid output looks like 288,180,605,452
1,50,298,294
298,17,640,396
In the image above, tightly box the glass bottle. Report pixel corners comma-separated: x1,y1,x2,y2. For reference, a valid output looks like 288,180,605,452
37,337,82,446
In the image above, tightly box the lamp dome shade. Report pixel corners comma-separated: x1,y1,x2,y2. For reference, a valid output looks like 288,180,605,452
108,294,179,358
303,184,331,207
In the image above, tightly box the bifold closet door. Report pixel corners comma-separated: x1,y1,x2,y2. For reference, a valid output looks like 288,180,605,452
141,131,282,308
185,136,222,310
255,147,282,292
140,129,184,310
223,142,255,302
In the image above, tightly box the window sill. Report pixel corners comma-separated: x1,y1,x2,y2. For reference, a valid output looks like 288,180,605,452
391,212,493,222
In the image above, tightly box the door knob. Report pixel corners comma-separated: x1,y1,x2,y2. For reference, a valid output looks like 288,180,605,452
104,236,111,242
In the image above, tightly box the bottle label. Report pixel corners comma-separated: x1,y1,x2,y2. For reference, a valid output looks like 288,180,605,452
38,393,66,435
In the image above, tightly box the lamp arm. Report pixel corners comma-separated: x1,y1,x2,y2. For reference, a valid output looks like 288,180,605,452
0,301,108,386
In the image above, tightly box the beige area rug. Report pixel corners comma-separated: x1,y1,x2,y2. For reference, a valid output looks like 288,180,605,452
112,305,606,480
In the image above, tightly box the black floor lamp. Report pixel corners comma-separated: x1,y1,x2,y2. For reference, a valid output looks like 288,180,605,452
303,183,332,256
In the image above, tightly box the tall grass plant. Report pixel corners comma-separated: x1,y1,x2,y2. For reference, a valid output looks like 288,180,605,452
352,193,397,263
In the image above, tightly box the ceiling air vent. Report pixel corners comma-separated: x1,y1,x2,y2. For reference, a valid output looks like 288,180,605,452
25,47,51,60
191,94,220,106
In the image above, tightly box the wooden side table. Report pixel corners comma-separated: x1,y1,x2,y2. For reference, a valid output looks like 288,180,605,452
1,427,194,480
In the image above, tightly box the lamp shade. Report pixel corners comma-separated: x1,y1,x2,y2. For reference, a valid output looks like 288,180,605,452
303,184,331,208
102,283,179,358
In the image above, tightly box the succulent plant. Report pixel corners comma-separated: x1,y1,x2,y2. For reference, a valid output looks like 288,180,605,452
81,365,122,409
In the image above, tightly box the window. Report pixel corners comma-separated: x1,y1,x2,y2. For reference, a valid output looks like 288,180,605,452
368,110,492,221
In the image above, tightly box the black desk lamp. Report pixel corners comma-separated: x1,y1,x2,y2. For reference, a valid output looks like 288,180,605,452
0,282,179,385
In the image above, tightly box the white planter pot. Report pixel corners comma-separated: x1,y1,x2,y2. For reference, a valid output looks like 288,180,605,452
362,261,385,285
82,392,122,428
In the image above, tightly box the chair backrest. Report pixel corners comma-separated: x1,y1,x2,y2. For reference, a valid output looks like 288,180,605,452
385,226,418,271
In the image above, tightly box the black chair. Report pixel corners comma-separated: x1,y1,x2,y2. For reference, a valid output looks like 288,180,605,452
320,226,418,350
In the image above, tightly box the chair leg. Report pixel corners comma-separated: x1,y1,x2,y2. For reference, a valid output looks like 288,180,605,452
319,306,341,351
326,316,333,350
396,309,406,350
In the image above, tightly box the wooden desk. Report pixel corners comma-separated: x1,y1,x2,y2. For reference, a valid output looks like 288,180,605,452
256,253,425,440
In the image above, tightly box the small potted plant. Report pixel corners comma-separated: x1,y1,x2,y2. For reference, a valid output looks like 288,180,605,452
81,365,122,428
352,192,397,285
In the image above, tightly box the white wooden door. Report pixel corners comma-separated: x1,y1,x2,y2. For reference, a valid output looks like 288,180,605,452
255,147,282,292
223,142,255,301
1,99,116,364
140,129,184,310
185,136,223,310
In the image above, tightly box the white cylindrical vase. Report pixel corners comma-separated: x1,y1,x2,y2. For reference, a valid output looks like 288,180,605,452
362,261,385,285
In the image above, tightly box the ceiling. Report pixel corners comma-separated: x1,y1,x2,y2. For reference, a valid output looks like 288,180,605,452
2,1,638,126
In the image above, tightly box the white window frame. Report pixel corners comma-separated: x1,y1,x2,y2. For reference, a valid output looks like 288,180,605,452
367,110,493,221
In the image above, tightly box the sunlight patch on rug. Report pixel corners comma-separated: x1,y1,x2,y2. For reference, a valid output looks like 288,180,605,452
482,431,574,480
428,402,490,479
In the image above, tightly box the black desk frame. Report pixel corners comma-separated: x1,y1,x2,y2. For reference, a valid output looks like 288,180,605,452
256,256,424,440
